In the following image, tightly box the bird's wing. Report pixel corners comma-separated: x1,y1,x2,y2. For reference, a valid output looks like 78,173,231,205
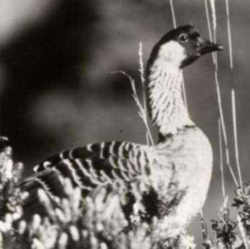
22,141,153,198
21,141,186,222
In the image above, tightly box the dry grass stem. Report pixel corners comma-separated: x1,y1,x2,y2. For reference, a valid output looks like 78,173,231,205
214,62,238,187
169,0,177,28
205,0,213,41
237,214,249,249
209,0,217,38
218,119,226,199
225,0,234,69
138,42,154,145
231,89,243,188
205,0,217,66
113,71,154,145
205,0,239,187
138,42,145,86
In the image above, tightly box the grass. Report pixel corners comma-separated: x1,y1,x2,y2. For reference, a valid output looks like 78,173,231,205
202,1,250,248
205,0,239,188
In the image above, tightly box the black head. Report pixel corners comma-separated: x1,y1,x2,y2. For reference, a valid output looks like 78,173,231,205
148,25,223,69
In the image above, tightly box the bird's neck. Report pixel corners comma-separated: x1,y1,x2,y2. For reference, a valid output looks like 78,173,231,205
146,59,194,138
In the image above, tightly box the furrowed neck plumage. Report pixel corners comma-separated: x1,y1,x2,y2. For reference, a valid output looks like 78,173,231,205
146,56,194,138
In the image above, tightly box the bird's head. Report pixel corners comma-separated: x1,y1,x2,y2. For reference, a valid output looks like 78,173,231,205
148,25,223,69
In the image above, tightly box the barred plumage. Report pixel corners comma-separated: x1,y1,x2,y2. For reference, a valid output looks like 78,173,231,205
22,25,223,237
35,141,149,183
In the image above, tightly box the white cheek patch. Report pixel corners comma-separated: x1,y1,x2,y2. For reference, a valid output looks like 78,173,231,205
158,41,186,67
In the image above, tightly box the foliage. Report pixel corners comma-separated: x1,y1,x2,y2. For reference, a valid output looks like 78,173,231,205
0,138,196,249
0,134,249,249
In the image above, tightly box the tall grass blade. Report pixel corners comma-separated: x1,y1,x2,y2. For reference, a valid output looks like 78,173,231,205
237,214,249,249
225,0,234,69
231,89,243,188
205,0,213,41
209,0,217,38
138,42,154,145
205,0,239,187
218,119,226,199
112,71,154,145
169,0,177,28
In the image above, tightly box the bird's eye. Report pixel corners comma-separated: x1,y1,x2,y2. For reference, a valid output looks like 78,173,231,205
178,33,189,43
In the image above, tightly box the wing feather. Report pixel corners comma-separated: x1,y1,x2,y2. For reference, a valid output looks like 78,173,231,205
23,141,152,198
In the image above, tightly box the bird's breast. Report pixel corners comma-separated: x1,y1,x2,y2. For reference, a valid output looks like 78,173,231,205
149,127,213,220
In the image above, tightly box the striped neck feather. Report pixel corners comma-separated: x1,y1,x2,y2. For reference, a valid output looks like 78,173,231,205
146,59,194,136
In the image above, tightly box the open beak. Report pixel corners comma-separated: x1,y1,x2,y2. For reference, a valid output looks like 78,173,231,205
198,39,224,55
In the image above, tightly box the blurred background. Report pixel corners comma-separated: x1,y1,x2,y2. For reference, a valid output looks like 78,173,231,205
0,0,249,243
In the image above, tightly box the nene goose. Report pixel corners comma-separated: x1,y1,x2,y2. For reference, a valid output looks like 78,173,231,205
23,25,223,238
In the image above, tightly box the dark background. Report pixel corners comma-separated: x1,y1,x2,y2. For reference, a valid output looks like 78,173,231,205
0,0,249,242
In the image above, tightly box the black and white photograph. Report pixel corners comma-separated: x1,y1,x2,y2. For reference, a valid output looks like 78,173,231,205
0,1,250,248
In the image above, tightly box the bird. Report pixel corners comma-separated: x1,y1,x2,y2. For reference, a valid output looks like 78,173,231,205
21,25,223,239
